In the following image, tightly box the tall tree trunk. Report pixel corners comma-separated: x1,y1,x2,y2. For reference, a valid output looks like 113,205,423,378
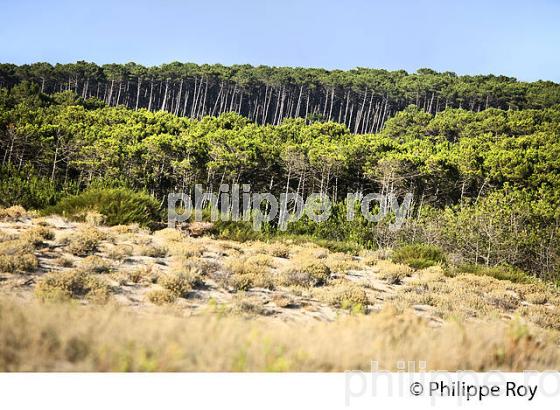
135,77,143,110
160,78,169,111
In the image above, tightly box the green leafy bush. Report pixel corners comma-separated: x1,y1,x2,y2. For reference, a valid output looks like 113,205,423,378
46,188,161,226
392,243,446,269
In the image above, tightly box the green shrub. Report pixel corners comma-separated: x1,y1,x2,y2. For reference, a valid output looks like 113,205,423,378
392,243,446,269
46,188,161,226
0,165,64,210
448,264,535,284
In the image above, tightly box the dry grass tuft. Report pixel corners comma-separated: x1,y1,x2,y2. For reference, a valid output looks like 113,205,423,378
324,253,363,273
137,243,168,258
0,205,27,221
376,260,413,284
124,265,159,285
146,288,177,305
158,272,194,297
223,255,275,291
278,256,331,287
65,226,105,256
167,240,205,258
267,242,290,258
78,255,113,274
20,226,55,245
153,228,184,243
314,280,370,312
35,270,110,302
0,253,38,273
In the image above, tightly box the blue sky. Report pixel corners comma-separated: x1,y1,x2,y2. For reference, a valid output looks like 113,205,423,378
0,0,559,81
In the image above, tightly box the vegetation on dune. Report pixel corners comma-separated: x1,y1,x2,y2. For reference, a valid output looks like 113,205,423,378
1,67,560,280
45,188,161,226
0,214,559,371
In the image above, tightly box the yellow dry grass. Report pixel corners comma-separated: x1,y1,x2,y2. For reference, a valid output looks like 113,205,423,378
0,205,27,221
1,297,558,371
64,226,106,256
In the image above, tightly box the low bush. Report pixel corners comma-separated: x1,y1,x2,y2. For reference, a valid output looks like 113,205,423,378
45,188,161,226
279,259,331,287
376,260,413,284
65,226,105,256
138,244,168,258
224,256,275,290
448,264,535,284
78,256,113,274
125,266,159,285
20,226,55,246
0,205,28,221
268,242,290,258
146,288,177,305
315,281,369,312
158,272,192,297
35,269,110,302
392,243,446,269
0,253,38,273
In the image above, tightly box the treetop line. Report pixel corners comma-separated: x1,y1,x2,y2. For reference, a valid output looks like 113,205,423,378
1,61,559,133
